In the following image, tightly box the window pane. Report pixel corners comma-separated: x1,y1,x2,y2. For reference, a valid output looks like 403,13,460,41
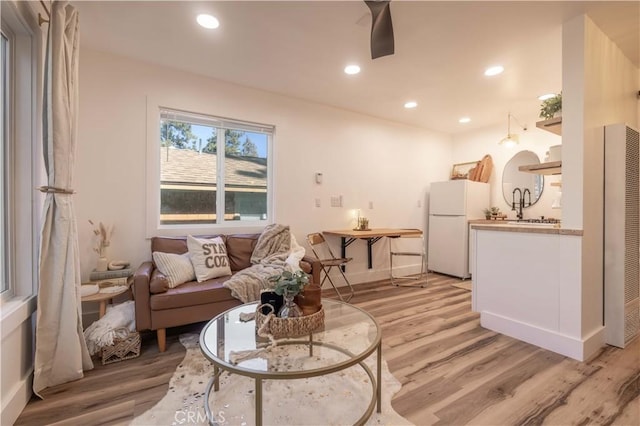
1,32,8,293
224,131,268,222
160,120,218,225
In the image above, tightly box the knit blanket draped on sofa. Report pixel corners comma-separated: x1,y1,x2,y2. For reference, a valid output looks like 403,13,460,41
223,224,304,303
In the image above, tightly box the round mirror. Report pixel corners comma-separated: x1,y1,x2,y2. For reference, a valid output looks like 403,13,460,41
502,151,544,207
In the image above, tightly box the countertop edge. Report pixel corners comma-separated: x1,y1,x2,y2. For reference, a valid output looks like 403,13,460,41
470,223,583,236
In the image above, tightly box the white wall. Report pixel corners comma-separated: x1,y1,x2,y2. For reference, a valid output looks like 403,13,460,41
563,15,639,340
452,119,562,219
75,49,453,288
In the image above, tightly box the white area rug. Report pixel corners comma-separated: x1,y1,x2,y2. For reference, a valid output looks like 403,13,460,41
132,331,412,426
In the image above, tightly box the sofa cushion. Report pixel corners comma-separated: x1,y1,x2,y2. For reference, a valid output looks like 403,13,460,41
152,251,196,288
187,235,232,282
149,276,237,310
226,234,260,271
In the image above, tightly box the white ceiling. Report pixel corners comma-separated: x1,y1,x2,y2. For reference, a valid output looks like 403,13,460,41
72,1,639,134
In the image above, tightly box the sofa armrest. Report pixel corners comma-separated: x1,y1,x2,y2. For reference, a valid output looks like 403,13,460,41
302,255,322,287
133,261,154,331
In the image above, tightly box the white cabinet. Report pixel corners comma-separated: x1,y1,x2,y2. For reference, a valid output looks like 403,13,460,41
472,227,595,361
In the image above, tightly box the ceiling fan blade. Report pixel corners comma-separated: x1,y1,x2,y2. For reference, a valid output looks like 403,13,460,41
365,0,394,59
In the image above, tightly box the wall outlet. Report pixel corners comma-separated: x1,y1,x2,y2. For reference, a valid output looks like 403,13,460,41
330,195,343,207
368,201,374,209
315,198,321,207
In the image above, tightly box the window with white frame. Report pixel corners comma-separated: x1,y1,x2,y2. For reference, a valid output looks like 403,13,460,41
157,109,273,227
0,3,38,305
1,30,9,296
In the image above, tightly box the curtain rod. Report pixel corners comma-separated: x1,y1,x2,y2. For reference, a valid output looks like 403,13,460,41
38,0,50,27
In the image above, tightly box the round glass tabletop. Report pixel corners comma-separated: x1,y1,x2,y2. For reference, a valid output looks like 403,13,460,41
200,299,381,377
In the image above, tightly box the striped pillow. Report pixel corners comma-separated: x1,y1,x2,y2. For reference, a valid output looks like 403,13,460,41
152,251,196,288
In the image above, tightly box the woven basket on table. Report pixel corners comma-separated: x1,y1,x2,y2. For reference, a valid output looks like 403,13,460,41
255,304,324,339
101,327,141,365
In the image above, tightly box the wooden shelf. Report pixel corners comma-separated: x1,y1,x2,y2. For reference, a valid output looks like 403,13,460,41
550,181,562,187
518,161,562,175
536,117,562,136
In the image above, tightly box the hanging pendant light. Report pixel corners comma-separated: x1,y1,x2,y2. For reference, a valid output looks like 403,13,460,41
499,112,527,147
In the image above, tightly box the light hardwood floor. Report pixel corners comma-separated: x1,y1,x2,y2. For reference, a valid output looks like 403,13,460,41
15,273,640,425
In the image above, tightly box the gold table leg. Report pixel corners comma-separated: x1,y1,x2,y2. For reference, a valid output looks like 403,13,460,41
255,377,263,426
204,368,224,426
377,342,382,413
213,365,220,391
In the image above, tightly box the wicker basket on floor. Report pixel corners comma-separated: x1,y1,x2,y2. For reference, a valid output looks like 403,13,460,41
255,304,324,339
101,328,141,365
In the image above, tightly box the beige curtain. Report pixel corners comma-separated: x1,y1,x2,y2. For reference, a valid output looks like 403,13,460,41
33,1,93,397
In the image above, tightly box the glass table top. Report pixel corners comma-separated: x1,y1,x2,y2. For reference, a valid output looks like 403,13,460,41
200,299,381,376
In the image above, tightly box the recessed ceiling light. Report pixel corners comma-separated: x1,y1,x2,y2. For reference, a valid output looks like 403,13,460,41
344,65,361,75
459,117,471,123
404,101,418,109
484,65,504,76
197,14,220,29
538,93,555,101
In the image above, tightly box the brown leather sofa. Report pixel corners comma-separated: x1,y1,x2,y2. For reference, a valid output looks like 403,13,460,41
133,233,321,352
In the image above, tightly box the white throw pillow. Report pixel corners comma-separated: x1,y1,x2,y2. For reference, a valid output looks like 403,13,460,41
187,235,232,282
152,251,196,288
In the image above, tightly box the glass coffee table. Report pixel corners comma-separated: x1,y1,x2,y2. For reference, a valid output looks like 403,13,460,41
199,299,382,426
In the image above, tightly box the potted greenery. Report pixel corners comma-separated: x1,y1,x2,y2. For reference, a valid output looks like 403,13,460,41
483,207,502,220
539,92,562,119
269,270,310,318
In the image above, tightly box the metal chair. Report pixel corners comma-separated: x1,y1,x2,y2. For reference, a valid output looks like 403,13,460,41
306,233,355,302
389,231,427,287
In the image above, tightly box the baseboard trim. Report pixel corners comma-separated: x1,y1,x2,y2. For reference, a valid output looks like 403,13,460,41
481,311,605,361
1,370,33,426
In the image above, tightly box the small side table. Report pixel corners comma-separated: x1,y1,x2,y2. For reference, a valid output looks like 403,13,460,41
81,284,131,318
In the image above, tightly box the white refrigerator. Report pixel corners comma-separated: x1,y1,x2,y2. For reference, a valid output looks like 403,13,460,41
427,180,490,278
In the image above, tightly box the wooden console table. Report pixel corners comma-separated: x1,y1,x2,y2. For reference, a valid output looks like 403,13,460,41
323,228,422,270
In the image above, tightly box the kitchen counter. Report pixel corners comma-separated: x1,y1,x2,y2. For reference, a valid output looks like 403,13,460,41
470,222,583,236
470,223,599,361
467,219,511,224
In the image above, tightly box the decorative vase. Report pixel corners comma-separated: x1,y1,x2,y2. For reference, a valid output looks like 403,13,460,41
96,256,108,272
278,289,302,318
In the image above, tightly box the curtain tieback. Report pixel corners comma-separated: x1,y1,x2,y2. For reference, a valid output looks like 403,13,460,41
37,186,75,195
